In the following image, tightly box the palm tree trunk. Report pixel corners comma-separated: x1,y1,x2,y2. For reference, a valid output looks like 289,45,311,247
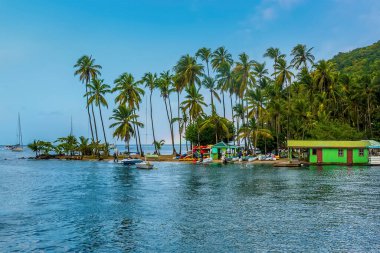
210,90,214,109
132,124,139,154
177,91,182,155
98,105,108,151
230,95,235,145
136,125,143,155
85,83,95,142
164,98,176,155
222,91,226,118
168,96,176,154
91,103,99,143
150,91,157,153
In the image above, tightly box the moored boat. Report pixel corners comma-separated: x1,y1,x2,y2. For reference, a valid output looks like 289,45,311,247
121,158,143,166
136,161,154,169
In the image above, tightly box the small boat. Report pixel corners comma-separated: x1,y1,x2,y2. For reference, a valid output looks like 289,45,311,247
136,161,154,169
121,158,143,166
196,157,213,165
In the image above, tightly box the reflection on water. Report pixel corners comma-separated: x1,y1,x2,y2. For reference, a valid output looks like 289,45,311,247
0,156,379,252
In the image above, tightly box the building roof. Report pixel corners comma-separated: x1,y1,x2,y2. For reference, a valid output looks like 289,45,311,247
212,142,228,148
367,140,380,148
287,140,370,148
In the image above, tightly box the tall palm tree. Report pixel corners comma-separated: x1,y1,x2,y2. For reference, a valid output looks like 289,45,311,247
158,71,177,155
211,46,233,70
273,58,294,142
263,47,285,78
109,105,143,153
196,47,212,77
212,47,234,118
141,72,159,154
202,76,220,108
113,72,145,155
74,55,102,142
290,44,315,71
173,55,204,152
173,54,204,89
216,62,236,121
85,78,111,150
234,53,255,98
181,85,207,123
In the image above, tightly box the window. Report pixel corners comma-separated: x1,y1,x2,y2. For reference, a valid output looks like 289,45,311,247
338,149,344,157
312,149,317,155
359,149,364,157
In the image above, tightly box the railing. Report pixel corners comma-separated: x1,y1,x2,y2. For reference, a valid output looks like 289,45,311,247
368,156,380,165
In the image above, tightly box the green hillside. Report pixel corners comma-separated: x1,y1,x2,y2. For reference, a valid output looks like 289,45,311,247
330,40,380,76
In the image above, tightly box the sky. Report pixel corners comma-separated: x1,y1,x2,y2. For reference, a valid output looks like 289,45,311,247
0,0,379,145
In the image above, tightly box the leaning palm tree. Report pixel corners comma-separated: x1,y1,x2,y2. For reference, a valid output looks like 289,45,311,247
74,55,102,142
202,76,220,108
158,71,177,155
196,47,212,77
141,72,159,154
290,44,315,71
113,72,145,155
263,47,285,78
109,105,143,153
85,78,111,150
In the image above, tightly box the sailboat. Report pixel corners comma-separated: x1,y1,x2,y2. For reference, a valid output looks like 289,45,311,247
11,113,23,152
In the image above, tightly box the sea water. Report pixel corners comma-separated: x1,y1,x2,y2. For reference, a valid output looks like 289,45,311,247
0,148,379,252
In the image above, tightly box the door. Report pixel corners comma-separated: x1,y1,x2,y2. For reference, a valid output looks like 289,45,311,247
347,149,353,165
317,149,323,164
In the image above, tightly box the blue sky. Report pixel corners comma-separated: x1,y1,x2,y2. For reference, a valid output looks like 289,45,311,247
0,0,379,145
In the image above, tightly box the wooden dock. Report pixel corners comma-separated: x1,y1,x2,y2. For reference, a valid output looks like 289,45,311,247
273,160,307,167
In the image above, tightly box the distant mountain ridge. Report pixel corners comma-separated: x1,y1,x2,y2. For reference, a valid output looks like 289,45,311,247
330,40,380,76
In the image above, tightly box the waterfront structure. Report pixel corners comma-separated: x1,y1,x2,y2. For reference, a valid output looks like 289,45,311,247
287,140,380,165
211,142,241,160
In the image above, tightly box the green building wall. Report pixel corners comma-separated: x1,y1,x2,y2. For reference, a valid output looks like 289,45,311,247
353,148,368,163
308,148,369,164
309,148,317,163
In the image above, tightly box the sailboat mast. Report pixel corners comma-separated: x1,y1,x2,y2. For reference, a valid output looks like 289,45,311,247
18,113,23,146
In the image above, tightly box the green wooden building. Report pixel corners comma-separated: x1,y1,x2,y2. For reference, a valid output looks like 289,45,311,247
211,142,241,160
287,140,380,165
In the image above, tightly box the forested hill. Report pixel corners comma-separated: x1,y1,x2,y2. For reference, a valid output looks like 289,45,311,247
330,40,380,76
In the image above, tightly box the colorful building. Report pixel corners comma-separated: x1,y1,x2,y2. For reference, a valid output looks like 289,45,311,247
287,140,380,165
211,142,241,160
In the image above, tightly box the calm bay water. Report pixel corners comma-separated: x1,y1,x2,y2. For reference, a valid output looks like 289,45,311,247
0,148,379,252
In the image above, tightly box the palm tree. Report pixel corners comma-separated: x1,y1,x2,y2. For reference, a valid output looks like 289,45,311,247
181,84,207,123
28,140,42,157
158,71,177,155
216,62,235,121
77,136,90,159
196,47,212,77
153,140,165,155
234,53,255,98
263,47,285,78
113,72,145,155
85,78,111,150
141,72,159,154
200,106,230,143
202,76,220,108
290,44,315,71
273,58,294,144
211,46,233,70
212,47,234,118
74,55,102,143
173,54,204,89
109,105,143,153
233,103,244,146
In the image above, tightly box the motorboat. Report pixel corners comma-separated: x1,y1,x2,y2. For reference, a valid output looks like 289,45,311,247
136,161,154,169
121,158,143,166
